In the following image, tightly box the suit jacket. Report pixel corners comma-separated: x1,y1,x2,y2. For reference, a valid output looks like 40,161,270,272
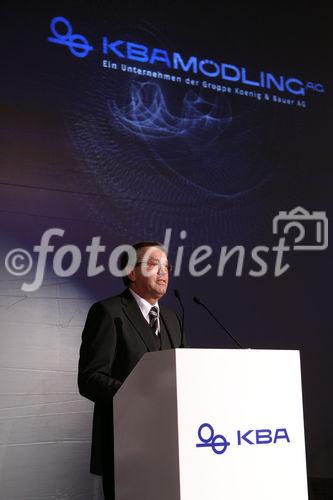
78,288,184,475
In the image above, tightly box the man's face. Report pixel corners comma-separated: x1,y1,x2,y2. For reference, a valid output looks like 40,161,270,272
129,246,170,303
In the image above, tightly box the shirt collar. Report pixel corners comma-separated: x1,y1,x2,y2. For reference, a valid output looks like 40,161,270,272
129,288,159,321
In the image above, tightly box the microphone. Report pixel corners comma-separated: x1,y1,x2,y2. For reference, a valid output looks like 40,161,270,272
174,289,185,348
193,296,244,348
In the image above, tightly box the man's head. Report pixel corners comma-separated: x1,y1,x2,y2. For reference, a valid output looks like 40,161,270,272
121,242,171,304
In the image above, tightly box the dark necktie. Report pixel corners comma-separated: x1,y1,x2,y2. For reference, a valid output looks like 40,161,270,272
149,306,159,336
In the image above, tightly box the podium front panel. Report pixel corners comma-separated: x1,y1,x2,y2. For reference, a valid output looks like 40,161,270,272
176,349,308,500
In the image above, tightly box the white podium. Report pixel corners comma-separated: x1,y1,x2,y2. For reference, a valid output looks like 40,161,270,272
113,349,308,500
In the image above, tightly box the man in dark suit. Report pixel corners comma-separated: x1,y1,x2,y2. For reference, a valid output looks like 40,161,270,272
78,242,185,500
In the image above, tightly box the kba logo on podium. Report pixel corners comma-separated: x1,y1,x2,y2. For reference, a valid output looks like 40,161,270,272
196,423,290,456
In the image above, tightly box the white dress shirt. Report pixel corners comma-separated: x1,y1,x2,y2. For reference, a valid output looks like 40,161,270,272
129,288,160,334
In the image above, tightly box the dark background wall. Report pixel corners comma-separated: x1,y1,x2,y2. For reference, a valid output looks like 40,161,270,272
1,2,332,498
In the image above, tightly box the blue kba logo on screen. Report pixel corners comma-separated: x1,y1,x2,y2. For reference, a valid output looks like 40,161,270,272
196,423,290,455
47,16,325,96
48,16,94,58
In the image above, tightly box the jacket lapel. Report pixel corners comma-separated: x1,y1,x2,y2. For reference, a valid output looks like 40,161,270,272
160,307,176,348
121,290,157,352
